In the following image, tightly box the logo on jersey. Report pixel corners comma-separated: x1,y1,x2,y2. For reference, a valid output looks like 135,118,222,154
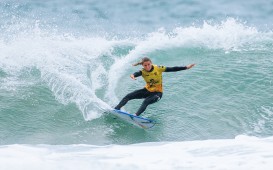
149,79,159,87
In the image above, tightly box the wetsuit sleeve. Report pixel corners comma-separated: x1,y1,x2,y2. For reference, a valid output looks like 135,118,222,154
133,70,142,77
165,66,187,72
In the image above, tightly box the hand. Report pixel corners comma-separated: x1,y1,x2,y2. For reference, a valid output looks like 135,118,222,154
130,74,136,80
186,64,195,69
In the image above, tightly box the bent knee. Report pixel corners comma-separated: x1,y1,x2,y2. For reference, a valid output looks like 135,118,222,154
156,95,161,102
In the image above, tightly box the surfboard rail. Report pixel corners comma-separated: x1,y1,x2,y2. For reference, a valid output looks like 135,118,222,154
109,109,156,129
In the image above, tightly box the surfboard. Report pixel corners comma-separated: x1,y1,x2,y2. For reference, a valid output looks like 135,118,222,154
109,109,156,129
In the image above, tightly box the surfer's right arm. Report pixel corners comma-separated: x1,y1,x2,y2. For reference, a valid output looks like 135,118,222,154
130,71,142,80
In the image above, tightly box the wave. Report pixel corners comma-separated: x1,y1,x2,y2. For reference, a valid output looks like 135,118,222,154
0,18,272,121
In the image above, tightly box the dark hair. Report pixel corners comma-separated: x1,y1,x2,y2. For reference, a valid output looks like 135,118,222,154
132,57,152,66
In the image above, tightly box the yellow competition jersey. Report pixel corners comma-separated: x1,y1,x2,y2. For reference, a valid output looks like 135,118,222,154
141,65,166,92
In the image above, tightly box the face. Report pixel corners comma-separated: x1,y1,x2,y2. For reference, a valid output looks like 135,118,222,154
142,61,152,71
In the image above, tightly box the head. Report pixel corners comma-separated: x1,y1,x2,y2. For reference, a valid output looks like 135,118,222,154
133,57,152,71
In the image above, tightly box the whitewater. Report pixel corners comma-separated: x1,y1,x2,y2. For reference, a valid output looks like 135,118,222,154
1,136,273,170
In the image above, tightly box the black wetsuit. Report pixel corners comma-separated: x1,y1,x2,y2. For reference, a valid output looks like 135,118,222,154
114,65,187,116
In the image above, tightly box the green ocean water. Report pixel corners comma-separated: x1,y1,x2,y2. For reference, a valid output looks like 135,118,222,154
1,40,273,145
0,0,273,146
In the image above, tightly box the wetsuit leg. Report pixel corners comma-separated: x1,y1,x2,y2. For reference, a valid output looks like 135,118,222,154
114,88,149,110
135,92,162,116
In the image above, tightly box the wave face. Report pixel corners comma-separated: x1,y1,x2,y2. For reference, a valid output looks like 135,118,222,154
0,0,273,145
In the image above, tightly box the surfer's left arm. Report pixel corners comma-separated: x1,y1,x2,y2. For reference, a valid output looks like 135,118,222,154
165,64,195,72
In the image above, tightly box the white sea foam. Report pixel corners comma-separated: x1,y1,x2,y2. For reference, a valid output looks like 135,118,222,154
0,135,273,170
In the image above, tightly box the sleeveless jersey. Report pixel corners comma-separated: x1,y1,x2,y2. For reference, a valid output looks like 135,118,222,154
141,65,166,92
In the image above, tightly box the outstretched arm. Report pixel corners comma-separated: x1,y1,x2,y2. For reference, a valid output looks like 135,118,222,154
165,64,195,72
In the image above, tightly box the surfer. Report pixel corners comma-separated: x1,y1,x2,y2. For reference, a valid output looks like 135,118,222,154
114,57,195,116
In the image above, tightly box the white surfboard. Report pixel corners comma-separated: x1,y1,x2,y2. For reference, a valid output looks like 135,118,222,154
109,109,156,129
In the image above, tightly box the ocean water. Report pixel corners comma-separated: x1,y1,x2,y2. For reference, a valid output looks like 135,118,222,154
0,0,273,169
